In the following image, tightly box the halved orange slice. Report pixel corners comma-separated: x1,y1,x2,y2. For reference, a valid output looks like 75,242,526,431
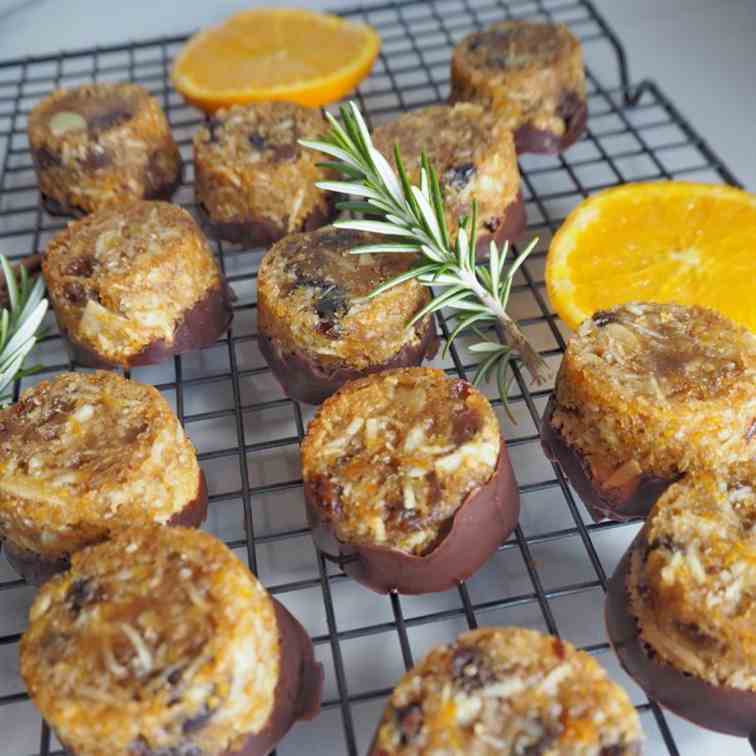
171,8,381,112
546,181,756,332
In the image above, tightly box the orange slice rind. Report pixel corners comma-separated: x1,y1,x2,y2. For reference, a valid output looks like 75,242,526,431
171,8,381,112
546,181,756,332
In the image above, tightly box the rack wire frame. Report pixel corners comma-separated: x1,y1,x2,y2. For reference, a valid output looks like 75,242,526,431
0,1,744,755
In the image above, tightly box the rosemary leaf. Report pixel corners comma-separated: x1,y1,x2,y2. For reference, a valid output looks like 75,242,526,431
0,254,48,407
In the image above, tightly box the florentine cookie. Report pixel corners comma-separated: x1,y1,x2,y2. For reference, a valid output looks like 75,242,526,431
451,21,587,154
607,473,756,737
0,371,206,584
28,83,181,215
542,302,756,522
20,527,322,756
372,103,525,255
302,368,519,594
256,227,438,404
43,201,233,367
370,626,642,754
194,102,333,245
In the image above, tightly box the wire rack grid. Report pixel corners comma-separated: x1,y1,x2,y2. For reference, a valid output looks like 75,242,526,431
0,1,747,755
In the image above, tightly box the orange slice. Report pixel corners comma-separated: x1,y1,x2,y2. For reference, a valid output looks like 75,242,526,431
171,8,381,112
546,181,756,332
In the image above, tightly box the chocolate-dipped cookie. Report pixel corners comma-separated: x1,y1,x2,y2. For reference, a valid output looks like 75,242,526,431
606,473,756,738
301,367,519,594
43,200,233,368
450,21,587,154
20,526,322,756
372,103,525,256
0,371,206,584
256,227,437,405
541,303,756,522
194,102,333,245
370,626,643,754
28,83,181,215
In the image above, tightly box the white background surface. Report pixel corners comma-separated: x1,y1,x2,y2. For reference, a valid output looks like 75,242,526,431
0,2,753,756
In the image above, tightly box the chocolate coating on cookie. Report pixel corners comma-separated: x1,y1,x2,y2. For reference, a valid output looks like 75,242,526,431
607,476,756,737
543,303,756,522
256,227,437,404
28,83,181,214
450,21,587,154
20,527,322,756
541,396,678,523
43,201,233,367
372,104,525,253
370,627,642,754
194,102,334,246
0,372,206,582
301,368,519,594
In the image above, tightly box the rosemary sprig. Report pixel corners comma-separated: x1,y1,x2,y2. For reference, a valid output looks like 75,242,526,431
0,255,48,406
300,102,548,405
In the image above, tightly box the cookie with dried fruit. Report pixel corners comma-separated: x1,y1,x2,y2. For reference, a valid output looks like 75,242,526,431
43,201,233,368
450,21,587,154
370,626,642,754
0,371,206,584
372,103,525,256
20,526,322,756
256,227,438,405
194,102,334,246
301,367,519,594
607,473,756,738
541,302,756,522
27,83,181,215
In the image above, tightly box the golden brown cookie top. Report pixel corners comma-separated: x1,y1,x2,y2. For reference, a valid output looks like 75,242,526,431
552,302,756,480
573,303,756,404
0,371,200,556
21,527,279,756
302,368,500,554
459,21,579,72
194,101,327,167
28,83,151,144
371,627,642,755
43,201,222,360
372,103,519,234
257,227,430,369
633,473,756,690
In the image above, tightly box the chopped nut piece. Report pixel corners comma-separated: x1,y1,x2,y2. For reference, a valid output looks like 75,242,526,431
48,110,87,136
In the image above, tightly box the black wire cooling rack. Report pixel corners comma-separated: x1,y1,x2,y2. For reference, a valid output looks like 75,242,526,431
0,1,746,755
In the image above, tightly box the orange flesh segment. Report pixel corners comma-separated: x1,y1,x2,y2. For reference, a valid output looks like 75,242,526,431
546,181,756,332
172,8,381,111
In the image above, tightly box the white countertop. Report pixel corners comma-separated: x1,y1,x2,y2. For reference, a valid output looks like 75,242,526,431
0,3,754,756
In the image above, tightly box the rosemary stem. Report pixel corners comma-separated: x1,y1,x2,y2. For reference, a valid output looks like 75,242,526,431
457,267,547,384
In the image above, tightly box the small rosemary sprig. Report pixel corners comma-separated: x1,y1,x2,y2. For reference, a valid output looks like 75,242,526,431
0,255,48,406
300,102,548,404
